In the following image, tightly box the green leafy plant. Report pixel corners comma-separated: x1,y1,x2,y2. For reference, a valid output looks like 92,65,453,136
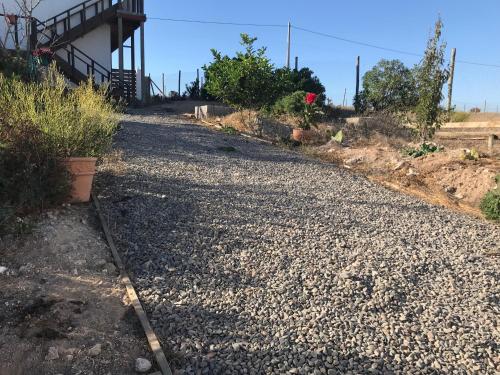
331,130,344,144
299,93,322,130
412,18,449,141
402,143,442,158
0,118,70,235
450,111,470,122
274,67,326,104
0,65,119,157
203,34,326,110
221,125,238,135
461,148,480,161
480,188,500,221
185,78,201,99
272,90,307,116
357,59,418,113
203,34,277,110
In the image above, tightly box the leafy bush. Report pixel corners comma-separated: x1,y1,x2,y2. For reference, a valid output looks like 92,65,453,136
402,143,442,158
451,112,470,122
272,90,307,116
357,59,418,113
0,49,29,80
0,65,118,157
0,65,119,234
203,34,326,110
185,78,201,99
413,18,448,141
272,91,322,130
204,34,277,109
461,148,480,161
274,68,325,103
480,188,500,221
0,119,70,234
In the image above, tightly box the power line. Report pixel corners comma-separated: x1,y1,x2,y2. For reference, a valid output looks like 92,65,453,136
292,25,423,58
148,17,500,69
148,17,286,28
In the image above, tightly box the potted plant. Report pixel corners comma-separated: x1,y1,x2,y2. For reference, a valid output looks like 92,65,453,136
32,48,54,66
19,65,118,202
58,79,118,203
292,92,320,142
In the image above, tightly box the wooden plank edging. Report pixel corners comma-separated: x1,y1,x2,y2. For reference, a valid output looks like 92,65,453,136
92,193,173,375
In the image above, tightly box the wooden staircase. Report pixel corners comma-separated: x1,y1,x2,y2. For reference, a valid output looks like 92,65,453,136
31,0,145,101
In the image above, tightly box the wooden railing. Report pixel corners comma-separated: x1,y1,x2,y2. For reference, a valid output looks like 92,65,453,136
62,43,111,83
119,0,145,14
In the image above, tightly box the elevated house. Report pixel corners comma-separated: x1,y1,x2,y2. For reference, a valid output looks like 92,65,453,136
0,0,147,102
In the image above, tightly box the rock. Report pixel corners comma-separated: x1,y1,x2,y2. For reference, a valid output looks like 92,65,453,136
444,186,457,194
345,156,364,165
135,357,152,373
393,161,409,171
95,259,107,267
0,266,8,274
45,346,59,361
406,168,418,176
105,262,118,274
88,343,102,357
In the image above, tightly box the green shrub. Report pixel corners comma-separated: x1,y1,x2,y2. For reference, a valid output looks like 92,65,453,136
272,90,307,116
0,65,118,234
402,143,442,158
0,119,70,234
0,65,118,157
480,189,500,221
451,112,470,122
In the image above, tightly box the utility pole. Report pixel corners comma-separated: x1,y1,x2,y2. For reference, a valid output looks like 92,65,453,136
342,88,347,107
286,21,291,69
294,56,298,72
197,68,200,93
162,73,165,97
355,56,360,110
178,70,181,97
447,48,456,112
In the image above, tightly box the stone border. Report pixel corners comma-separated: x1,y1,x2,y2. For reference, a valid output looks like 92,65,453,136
92,193,173,375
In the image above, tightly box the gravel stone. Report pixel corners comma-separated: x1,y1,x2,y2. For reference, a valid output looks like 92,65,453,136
135,357,152,373
97,110,500,374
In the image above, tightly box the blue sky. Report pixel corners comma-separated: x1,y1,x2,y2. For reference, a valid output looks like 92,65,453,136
132,0,500,111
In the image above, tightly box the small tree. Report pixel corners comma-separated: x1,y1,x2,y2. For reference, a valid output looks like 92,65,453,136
358,59,418,113
203,34,277,110
274,67,326,102
185,78,200,99
413,18,449,141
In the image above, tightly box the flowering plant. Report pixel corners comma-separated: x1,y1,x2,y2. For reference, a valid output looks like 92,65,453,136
32,48,54,58
299,92,321,130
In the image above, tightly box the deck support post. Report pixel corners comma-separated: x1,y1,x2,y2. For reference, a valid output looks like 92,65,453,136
140,21,146,102
118,15,124,85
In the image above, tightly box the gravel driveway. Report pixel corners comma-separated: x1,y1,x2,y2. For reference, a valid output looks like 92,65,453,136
97,109,499,375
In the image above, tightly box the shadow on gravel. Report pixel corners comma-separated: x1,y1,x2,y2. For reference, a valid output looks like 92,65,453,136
118,120,310,166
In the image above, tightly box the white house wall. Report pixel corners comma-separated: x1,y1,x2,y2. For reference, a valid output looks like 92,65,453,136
1,0,112,77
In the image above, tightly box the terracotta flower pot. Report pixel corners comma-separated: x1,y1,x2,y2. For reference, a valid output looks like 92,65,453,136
292,128,313,142
63,157,97,203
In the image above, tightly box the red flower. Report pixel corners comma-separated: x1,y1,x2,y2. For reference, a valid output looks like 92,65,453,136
305,92,317,105
32,47,54,57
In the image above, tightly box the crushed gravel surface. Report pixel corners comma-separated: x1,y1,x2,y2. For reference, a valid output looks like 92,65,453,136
97,109,499,374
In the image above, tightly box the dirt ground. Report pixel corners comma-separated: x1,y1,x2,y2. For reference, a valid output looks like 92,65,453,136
0,206,155,375
310,139,499,218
